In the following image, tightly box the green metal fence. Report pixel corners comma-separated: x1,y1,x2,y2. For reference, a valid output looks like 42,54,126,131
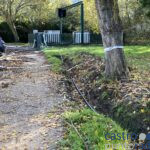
28,34,34,46
61,33,73,45
28,33,103,47
28,32,150,49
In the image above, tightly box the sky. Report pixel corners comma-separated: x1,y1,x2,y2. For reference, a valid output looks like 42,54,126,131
72,0,82,3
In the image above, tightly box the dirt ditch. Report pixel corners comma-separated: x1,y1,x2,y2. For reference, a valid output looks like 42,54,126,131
61,52,150,134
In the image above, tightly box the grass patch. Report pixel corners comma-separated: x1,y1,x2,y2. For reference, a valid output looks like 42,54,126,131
61,108,128,150
44,51,63,72
44,45,150,72
44,45,103,72
44,45,150,149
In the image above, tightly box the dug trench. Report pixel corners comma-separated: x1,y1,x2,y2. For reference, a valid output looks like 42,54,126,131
59,52,150,135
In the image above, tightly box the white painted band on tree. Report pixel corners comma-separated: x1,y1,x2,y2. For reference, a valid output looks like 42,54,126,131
104,46,124,52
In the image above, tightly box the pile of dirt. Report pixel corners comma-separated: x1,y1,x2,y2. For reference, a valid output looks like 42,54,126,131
62,52,150,133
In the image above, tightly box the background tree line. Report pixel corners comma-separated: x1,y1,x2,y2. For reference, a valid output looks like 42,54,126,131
0,0,149,43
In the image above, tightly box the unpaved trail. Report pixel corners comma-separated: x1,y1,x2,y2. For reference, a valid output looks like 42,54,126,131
0,51,64,150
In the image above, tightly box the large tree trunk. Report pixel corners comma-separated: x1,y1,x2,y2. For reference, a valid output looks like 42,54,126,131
95,0,128,80
7,19,19,42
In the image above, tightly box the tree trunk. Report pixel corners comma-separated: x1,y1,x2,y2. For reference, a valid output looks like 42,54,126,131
7,19,19,42
95,0,128,80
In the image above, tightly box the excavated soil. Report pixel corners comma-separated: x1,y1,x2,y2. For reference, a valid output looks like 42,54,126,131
62,52,150,133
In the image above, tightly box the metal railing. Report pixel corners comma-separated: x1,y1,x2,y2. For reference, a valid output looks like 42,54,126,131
28,33,103,46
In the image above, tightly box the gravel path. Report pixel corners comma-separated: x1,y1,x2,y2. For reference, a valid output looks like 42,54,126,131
0,51,64,150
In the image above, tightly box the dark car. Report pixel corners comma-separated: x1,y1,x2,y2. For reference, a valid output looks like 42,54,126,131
0,37,6,56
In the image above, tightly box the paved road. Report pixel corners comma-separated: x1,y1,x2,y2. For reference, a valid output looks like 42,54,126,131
0,51,64,150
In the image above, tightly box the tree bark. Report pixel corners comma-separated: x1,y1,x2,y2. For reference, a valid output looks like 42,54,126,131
6,19,19,42
95,0,128,80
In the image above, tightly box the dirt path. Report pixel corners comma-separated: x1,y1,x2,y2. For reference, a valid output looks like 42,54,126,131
0,51,64,150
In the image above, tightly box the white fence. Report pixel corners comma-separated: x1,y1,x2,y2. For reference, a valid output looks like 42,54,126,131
73,32,90,44
32,30,90,44
44,33,60,44
44,30,60,44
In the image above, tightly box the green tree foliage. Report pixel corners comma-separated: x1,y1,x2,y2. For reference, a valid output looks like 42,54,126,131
0,0,149,42
83,0,99,33
0,0,79,41
27,0,72,28
119,0,140,28
118,0,150,35
0,0,50,41
139,0,150,17
0,0,34,41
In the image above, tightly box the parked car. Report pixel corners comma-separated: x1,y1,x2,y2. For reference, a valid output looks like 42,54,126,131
0,36,6,56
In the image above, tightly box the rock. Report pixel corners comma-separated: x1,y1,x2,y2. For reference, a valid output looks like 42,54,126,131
1,82,9,88
0,65,7,71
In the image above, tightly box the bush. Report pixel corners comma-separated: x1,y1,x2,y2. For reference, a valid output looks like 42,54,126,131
0,22,14,42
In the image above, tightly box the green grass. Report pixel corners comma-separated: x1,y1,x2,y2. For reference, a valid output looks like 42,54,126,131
61,108,128,150
44,45,150,72
44,45,150,149
44,45,103,72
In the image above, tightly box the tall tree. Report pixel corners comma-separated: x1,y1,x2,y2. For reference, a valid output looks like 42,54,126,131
83,0,99,33
95,0,128,79
118,0,147,31
139,0,150,17
0,0,44,42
